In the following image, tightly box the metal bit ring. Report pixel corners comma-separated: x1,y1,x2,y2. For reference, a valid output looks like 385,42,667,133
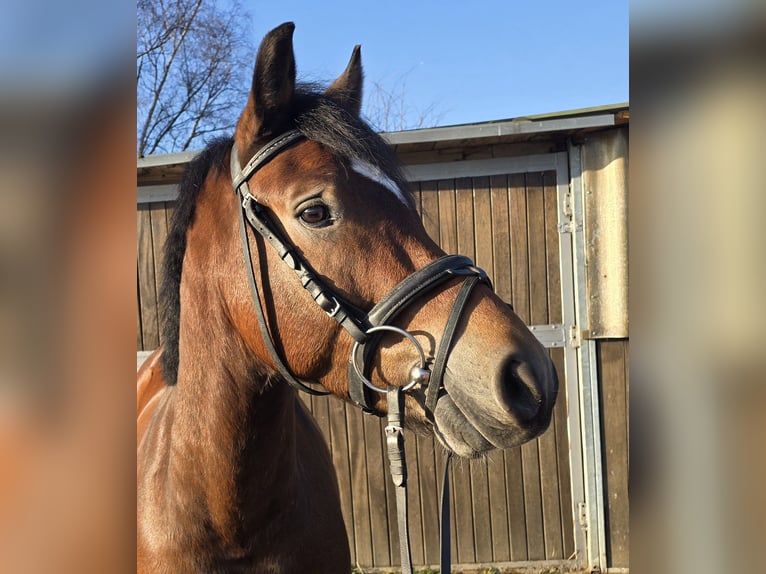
351,325,430,394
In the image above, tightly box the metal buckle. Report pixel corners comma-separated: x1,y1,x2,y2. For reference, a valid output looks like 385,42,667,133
241,190,257,210
324,295,342,318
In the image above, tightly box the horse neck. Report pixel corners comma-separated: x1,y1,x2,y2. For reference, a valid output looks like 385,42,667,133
166,182,303,545
168,311,302,545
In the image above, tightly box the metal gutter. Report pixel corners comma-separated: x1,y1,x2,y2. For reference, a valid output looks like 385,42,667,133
381,112,618,146
137,104,629,189
137,149,199,170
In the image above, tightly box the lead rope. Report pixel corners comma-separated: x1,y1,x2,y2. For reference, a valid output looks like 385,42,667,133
387,386,454,574
382,274,489,574
440,452,452,573
385,386,412,574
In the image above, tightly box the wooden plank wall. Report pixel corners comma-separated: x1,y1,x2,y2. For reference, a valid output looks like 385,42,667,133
297,170,575,569
137,202,174,352
597,339,629,569
136,164,629,570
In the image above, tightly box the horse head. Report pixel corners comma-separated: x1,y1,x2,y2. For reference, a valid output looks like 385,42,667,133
178,22,558,459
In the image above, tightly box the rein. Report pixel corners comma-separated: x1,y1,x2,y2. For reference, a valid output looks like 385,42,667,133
231,131,493,574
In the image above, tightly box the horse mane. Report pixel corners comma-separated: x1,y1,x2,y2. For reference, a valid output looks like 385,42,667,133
158,137,232,385
159,85,412,385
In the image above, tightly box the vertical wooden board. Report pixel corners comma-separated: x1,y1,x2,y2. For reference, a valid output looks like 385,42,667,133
310,395,331,445
150,203,169,317
447,450,459,563
538,421,564,559
419,181,440,244
298,393,312,415
137,205,160,350
482,171,516,562
328,400,355,563
164,202,176,230
550,348,575,558
149,202,169,324
437,180,457,254
432,447,450,563
363,414,392,566
413,182,423,218
624,342,630,439
486,450,511,562
472,178,494,276
469,458,494,562
402,436,425,566
508,174,530,322
415,433,441,565
489,174,512,302
346,404,373,566
526,173,548,325
504,447,528,561
543,171,563,323
136,268,143,350
521,438,545,560
137,218,144,351
455,178,476,261
598,340,629,568
526,173,564,558
451,459,476,564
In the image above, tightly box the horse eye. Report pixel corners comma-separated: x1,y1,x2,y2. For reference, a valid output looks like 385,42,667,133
299,204,330,226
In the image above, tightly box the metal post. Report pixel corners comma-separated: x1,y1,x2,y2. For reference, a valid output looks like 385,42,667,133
553,151,590,569
568,141,607,571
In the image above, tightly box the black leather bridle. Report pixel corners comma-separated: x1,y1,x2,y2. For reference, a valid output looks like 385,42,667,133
231,130,493,574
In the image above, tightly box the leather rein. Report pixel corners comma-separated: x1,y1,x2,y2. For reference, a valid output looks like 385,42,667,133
230,130,493,574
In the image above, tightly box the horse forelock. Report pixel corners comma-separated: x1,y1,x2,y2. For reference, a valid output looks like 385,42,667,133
292,86,413,206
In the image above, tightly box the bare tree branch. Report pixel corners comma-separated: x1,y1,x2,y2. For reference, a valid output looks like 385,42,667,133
363,68,446,132
137,0,252,155
138,5,443,155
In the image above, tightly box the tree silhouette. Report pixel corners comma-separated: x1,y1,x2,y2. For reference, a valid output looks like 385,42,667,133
137,0,253,156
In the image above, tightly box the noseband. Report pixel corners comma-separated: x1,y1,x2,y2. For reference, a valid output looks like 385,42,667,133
231,130,493,573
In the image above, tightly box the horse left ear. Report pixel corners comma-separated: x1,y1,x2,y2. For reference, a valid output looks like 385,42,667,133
324,45,363,116
236,22,297,154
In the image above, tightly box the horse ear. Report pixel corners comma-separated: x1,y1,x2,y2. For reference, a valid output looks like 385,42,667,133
236,22,297,151
325,45,363,116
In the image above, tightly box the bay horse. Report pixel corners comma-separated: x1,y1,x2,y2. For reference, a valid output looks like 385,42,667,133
137,22,558,574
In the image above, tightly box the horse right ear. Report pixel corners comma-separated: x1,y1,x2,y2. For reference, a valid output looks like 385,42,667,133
325,45,363,116
235,22,297,155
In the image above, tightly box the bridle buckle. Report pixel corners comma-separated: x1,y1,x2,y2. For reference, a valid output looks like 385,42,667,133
323,295,342,318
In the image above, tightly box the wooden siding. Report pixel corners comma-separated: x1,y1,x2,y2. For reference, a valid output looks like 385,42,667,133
136,202,172,351
597,339,629,568
137,169,577,569
136,136,630,571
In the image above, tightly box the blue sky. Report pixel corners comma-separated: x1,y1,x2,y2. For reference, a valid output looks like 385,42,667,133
245,1,629,127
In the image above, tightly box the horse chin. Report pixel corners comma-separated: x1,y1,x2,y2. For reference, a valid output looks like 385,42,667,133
430,395,495,458
431,375,550,458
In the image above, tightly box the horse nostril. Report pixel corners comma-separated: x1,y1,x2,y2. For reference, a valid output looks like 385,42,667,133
496,357,543,422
